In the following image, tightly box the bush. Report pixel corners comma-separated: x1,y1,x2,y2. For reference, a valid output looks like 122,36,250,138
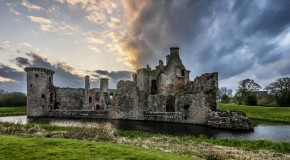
245,94,257,106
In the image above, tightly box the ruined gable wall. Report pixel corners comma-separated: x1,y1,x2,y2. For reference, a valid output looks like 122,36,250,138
110,80,144,120
191,72,219,111
158,55,189,95
55,88,85,110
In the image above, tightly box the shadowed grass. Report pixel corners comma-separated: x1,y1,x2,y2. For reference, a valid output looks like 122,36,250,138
220,103,290,123
117,130,290,153
0,106,26,117
0,135,191,160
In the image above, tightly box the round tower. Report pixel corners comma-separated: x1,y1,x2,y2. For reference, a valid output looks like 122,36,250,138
100,78,109,93
24,67,54,117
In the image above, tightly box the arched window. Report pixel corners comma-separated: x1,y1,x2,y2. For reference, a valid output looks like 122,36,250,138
96,104,101,110
151,80,157,95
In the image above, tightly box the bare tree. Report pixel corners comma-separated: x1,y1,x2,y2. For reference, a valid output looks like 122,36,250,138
265,77,290,106
219,87,232,103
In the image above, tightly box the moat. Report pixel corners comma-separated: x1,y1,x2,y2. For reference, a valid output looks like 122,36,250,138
1,116,290,142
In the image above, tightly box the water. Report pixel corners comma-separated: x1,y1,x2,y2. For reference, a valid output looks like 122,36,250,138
1,116,290,142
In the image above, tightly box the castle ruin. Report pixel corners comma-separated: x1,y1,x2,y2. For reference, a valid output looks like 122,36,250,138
25,47,253,130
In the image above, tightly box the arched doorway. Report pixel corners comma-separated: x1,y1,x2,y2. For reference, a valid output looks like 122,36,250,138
166,95,175,112
184,104,190,111
96,104,101,110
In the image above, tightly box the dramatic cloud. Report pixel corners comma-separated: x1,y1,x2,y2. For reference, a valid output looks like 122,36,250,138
92,70,133,89
0,64,25,92
57,0,117,24
1,0,290,92
113,0,290,81
14,57,31,67
7,52,134,91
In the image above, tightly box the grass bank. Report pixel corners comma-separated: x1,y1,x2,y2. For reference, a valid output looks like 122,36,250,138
220,103,290,123
0,135,190,160
0,106,26,117
0,122,289,159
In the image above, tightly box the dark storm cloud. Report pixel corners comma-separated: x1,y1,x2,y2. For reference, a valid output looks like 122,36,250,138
0,64,24,81
14,57,31,67
14,52,84,88
123,0,290,80
121,0,215,68
1,52,133,92
243,0,290,37
94,70,134,85
0,64,25,92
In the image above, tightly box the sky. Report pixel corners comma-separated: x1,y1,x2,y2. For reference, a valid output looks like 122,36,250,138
0,0,290,93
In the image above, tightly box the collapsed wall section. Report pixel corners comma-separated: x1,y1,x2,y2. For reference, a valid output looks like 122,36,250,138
111,80,145,120
191,72,219,111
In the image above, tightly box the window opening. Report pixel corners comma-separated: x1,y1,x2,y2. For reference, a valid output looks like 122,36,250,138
96,92,100,101
151,80,157,95
181,70,185,76
166,95,175,112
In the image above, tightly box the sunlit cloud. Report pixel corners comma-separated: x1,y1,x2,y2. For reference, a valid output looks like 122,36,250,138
27,16,53,31
0,76,16,82
27,16,80,35
57,0,117,24
21,0,43,11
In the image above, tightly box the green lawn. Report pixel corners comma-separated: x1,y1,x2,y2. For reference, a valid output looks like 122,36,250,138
220,103,290,123
0,135,192,160
0,106,26,117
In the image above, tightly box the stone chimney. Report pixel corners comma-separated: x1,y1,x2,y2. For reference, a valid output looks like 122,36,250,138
100,78,109,93
85,75,90,94
170,47,179,57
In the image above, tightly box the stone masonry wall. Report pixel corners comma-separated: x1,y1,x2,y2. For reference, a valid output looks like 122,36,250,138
55,88,85,110
111,80,141,120
207,111,254,130
147,95,166,112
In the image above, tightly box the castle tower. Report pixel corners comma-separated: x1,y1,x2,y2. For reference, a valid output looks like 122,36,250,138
100,78,109,93
24,67,54,117
85,75,90,94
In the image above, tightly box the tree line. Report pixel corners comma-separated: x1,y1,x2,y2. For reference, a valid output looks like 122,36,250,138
219,77,290,107
0,90,27,107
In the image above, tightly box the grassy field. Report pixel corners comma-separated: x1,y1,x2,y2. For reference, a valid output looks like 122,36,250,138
1,122,290,155
0,135,191,160
0,106,26,117
220,103,290,123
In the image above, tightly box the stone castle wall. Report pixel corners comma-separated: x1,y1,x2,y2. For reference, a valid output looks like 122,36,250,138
24,47,253,130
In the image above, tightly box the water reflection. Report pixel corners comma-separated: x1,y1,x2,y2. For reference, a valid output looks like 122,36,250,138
1,116,290,142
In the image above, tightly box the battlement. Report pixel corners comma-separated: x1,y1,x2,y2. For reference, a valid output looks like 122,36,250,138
24,67,55,75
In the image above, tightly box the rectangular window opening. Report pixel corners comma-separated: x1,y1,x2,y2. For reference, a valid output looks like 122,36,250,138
181,70,185,76
35,74,39,78
96,92,100,101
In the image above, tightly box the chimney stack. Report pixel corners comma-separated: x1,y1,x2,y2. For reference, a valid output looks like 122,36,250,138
170,47,179,57
100,78,109,93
